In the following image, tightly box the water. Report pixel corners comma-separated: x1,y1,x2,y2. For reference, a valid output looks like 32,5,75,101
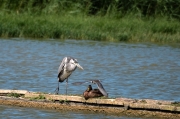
0,38,180,118
0,105,141,119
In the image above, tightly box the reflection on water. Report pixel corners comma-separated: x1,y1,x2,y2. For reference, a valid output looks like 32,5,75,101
1,105,138,119
0,38,180,118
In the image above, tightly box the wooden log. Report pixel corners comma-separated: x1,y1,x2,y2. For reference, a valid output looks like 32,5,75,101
0,89,180,114
1,96,180,119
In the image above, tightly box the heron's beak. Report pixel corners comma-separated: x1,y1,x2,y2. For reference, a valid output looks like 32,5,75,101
76,63,83,70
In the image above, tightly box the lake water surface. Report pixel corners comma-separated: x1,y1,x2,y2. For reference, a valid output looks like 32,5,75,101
0,38,180,118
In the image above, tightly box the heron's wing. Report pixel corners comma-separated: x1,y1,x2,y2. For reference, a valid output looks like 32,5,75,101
94,81,108,97
72,81,89,85
58,57,66,76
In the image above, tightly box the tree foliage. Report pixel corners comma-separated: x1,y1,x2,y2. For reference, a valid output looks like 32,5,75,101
0,0,179,19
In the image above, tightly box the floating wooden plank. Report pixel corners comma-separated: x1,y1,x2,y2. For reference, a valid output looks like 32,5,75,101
24,92,124,105
0,89,180,118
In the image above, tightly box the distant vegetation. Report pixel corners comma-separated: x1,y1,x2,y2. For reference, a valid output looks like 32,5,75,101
0,0,180,43
1,0,179,18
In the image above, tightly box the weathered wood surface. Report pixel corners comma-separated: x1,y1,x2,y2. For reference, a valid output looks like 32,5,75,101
0,89,28,95
0,89,180,115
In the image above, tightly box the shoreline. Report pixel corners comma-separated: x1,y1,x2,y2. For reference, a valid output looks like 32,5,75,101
0,14,179,43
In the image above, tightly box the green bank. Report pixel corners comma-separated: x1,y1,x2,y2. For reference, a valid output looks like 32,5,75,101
0,0,180,43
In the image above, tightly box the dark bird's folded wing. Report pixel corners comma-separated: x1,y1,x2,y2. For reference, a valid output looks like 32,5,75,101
93,80,108,97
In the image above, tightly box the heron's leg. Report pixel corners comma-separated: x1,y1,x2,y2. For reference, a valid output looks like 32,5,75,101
55,82,59,94
66,78,68,95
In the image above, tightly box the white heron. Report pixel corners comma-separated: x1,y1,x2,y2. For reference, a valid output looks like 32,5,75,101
55,56,83,94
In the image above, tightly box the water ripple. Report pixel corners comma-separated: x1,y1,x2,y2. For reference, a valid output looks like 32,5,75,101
0,39,180,102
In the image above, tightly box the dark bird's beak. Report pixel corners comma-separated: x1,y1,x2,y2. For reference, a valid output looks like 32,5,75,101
76,63,83,70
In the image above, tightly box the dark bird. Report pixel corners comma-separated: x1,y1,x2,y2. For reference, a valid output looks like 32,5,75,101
83,85,104,100
72,80,108,97
55,56,83,94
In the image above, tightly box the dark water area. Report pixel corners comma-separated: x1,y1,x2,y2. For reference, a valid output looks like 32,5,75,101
0,38,180,118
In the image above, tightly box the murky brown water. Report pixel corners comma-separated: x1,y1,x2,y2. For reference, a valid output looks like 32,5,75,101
0,38,180,118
